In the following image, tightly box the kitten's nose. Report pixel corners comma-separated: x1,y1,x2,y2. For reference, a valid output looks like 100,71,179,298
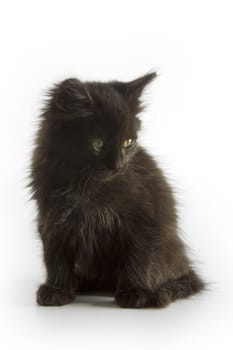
114,155,124,170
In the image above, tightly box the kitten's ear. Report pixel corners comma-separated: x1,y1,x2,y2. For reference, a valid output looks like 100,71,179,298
111,72,157,114
46,78,93,116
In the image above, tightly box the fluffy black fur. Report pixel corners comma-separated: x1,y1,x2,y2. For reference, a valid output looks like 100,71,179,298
29,73,204,308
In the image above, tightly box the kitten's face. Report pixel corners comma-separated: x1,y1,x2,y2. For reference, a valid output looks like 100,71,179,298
45,73,156,180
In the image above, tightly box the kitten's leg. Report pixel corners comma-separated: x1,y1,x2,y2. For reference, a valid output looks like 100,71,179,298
115,230,157,308
115,223,204,308
37,234,76,306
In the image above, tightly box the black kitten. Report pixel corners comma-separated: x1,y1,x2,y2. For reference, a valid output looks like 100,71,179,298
29,73,204,308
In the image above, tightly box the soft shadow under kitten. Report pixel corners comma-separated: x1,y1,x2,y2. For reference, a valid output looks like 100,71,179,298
29,72,204,308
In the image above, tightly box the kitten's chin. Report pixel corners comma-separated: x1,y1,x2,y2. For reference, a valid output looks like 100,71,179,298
96,167,126,182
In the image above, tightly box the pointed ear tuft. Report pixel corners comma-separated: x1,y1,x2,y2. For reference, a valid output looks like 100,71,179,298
111,72,157,114
46,78,92,114
127,72,157,95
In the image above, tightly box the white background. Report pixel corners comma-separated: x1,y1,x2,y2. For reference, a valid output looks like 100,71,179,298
0,1,232,349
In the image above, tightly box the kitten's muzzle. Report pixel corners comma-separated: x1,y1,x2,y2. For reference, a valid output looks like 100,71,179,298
114,156,124,171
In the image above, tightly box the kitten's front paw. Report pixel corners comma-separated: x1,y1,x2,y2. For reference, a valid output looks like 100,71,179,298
115,288,149,308
37,284,74,306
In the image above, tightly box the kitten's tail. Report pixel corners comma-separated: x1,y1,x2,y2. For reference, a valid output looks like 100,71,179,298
149,270,205,307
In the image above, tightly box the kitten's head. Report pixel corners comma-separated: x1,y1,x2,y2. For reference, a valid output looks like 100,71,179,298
43,72,156,180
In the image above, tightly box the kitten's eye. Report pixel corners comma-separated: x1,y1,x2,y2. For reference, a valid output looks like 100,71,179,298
92,138,104,153
123,139,134,149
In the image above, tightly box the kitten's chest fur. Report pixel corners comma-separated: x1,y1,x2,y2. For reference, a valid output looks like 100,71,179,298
70,186,124,281
78,200,121,235
67,169,146,239
65,178,136,259
74,182,125,234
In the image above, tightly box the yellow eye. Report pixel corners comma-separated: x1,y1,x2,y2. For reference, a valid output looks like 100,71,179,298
123,139,134,149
